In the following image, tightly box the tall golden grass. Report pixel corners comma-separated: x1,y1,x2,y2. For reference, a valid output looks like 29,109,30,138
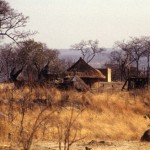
0,84,149,148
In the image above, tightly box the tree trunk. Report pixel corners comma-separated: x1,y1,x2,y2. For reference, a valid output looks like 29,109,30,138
136,61,139,76
147,54,149,87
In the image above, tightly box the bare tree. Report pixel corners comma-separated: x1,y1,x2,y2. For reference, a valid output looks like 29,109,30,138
114,37,147,78
19,106,52,150
0,0,35,43
107,40,132,80
61,58,74,70
0,40,65,82
17,92,54,150
141,37,150,78
4,40,62,81
0,58,3,73
126,37,146,76
0,43,17,80
56,108,84,150
71,40,105,63
109,50,127,80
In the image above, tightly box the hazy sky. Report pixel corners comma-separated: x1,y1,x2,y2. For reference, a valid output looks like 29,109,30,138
7,0,150,49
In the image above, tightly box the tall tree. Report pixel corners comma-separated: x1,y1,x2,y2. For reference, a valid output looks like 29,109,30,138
114,37,147,77
16,40,62,81
126,37,146,76
0,0,34,43
0,40,65,82
71,40,105,63
0,43,17,80
141,36,150,79
109,50,126,80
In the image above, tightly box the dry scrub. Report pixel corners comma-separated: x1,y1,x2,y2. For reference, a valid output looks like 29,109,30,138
0,84,149,149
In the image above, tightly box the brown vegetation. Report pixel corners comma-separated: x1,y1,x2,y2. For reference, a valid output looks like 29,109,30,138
0,84,149,149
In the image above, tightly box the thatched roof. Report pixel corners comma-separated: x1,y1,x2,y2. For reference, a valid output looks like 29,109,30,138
67,57,106,79
72,75,89,91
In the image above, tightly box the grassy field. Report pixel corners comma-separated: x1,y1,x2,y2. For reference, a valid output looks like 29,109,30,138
0,83,149,149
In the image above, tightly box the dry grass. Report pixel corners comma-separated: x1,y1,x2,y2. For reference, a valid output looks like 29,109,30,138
0,84,149,148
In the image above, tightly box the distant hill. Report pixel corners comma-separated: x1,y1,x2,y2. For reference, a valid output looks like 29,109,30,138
58,49,112,68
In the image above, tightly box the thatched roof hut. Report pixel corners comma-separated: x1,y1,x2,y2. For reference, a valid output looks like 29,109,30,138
67,57,106,88
58,75,89,92
67,57,106,79
72,75,89,92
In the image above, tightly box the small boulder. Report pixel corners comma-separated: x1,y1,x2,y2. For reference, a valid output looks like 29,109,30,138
85,146,92,150
141,129,150,142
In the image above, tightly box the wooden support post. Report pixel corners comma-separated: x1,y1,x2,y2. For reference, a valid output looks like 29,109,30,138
121,79,128,91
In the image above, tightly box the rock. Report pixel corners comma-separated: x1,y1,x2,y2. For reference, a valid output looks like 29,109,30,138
141,129,150,142
85,146,92,150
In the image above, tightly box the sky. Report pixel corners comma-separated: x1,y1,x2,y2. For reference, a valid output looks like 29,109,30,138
6,0,150,49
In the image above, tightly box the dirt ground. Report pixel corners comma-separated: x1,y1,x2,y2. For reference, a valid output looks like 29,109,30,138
0,140,150,150
31,141,150,150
